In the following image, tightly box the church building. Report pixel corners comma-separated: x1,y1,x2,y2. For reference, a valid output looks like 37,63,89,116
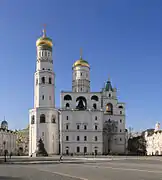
29,28,127,156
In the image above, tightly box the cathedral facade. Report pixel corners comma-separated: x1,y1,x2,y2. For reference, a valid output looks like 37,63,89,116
29,29,127,156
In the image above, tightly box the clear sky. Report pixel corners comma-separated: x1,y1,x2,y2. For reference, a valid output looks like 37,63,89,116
0,0,162,131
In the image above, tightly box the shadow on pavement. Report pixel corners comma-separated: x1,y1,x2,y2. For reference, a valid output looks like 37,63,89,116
0,177,22,180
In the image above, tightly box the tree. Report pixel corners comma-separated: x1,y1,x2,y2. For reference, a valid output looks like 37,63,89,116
128,135,146,155
36,138,48,156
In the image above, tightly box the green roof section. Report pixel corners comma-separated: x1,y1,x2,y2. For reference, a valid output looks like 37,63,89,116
105,79,113,91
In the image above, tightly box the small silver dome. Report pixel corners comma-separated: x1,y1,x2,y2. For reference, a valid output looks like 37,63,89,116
1,120,8,130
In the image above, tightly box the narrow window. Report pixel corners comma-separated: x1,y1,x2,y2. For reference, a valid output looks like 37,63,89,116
41,77,45,84
45,51,47,56
93,104,97,109
51,115,56,123
66,116,68,120
77,125,80,130
95,136,98,141
66,136,69,141
77,146,80,153
120,129,122,132
77,136,80,141
120,111,122,114
81,72,82,76
31,115,35,124
84,125,87,130
109,94,111,97
120,119,122,123
36,79,38,85
66,103,70,108
95,125,98,130
84,147,87,153
120,138,122,141
40,114,46,123
66,124,69,130
81,87,82,91
95,116,97,120
49,77,52,84
84,136,87,141
42,95,44,100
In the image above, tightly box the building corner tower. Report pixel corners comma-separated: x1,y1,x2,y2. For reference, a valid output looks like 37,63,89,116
29,28,59,156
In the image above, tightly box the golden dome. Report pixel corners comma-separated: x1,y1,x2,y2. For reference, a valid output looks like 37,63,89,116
73,57,89,68
36,28,53,48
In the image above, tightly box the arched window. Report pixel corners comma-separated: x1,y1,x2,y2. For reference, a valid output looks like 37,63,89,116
64,95,72,101
84,147,87,153
106,103,113,115
51,115,56,123
77,146,80,153
91,95,99,101
41,77,45,84
76,96,87,110
118,105,123,109
66,103,70,108
49,77,52,84
31,115,35,124
93,103,97,109
40,114,45,123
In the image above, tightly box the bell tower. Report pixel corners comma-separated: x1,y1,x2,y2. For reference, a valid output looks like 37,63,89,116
72,49,90,93
29,26,59,157
35,25,55,108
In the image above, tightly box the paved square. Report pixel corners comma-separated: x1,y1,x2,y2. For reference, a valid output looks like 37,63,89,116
0,157,162,179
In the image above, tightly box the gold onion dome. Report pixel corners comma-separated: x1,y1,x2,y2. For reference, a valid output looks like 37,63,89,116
36,28,53,48
73,49,89,68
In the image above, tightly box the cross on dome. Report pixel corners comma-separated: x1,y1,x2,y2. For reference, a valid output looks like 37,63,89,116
42,24,47,37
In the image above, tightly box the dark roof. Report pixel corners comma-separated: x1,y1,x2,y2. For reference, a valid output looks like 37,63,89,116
0,128,15,133
105,80,113,91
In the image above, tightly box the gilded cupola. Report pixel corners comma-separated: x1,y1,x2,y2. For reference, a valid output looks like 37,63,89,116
73,49,90,68
36,27,53,48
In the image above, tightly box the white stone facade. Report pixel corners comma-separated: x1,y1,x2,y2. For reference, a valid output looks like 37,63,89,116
145,123,162,155
0,121,17,155
29,30,59,156
29,29,127,156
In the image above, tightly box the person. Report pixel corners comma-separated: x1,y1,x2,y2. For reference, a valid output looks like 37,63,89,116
59,155,63,162
4,150,7,162
9,152,12,159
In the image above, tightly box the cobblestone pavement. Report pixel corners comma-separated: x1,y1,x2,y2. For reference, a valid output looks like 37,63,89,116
0,157,162,179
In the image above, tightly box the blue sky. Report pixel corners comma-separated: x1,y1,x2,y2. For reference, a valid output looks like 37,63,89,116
0,0,162,131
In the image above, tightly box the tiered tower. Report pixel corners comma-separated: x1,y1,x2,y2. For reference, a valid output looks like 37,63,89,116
29,27,59,156
72,49,90,93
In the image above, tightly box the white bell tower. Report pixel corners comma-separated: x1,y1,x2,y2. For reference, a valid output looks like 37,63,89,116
72,49,90,93
29,27,59,156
